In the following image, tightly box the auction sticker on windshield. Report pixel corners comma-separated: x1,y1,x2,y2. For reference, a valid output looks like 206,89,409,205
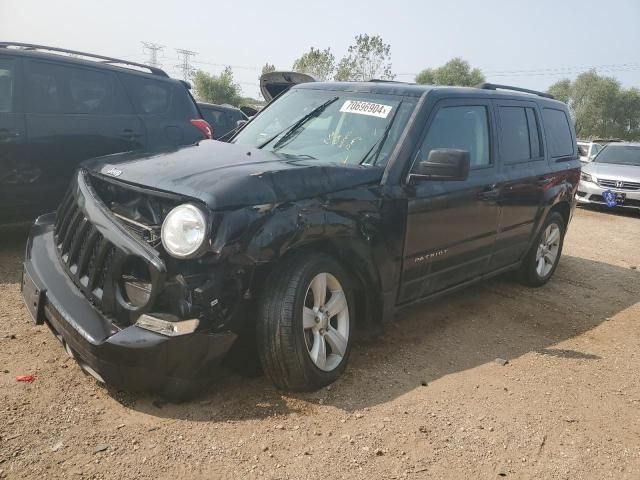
340,100,393,118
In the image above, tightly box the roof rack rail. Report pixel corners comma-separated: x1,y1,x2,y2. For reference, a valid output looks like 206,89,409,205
476,82,554,99
368,79,413,84
0,42,168,77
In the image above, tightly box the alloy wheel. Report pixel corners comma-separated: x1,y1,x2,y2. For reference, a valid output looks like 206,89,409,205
535,223,561,277
302,272,350,372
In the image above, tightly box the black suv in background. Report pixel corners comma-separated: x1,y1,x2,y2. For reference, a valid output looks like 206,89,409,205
198,102,247,139
22,80,580,400
0,42,212,223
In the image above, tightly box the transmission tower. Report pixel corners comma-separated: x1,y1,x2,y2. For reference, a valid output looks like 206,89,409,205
175,49,197,81
141,42,164,68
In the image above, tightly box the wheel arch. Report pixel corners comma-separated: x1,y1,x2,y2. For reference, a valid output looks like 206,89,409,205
250,237,385,333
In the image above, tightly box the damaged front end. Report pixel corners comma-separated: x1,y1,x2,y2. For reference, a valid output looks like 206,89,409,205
22,170,254,396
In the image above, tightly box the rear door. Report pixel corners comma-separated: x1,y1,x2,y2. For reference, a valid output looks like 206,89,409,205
400,98,501,302
120,74,202,148
491,101,548,268
0,55,28,222
21,59,143,216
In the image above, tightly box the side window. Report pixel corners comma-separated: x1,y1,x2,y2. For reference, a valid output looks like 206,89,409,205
542,108,575,158
26,61,63,113
499,106,543,162
526,108,542,158
415,105,491,170
120,74,171,114
67,68,113,114
26,61,115,114
0,58,16,113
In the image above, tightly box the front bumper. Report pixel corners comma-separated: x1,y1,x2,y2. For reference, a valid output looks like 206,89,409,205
23,215,237,395
576,180,640,210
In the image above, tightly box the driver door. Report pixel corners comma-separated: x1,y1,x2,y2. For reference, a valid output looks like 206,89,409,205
399,98,502,303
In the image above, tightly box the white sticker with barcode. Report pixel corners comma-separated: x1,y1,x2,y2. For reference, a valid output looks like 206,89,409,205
339,100,393,118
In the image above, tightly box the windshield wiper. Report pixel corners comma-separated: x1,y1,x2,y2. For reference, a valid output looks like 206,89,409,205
258,97,339,150
360,101,402,166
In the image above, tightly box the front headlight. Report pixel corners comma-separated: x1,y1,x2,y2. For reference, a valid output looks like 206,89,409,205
580,172,595,183
161,204,207,258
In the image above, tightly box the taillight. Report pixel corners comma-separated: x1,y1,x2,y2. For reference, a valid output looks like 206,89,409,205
191,119,213,139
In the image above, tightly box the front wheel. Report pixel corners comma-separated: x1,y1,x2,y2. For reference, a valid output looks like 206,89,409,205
519,211,566,287
257,254,354,391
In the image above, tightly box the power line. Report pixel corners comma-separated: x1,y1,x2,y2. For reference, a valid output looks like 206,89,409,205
396,62,640,80
175,48,197,81
141,42,164,68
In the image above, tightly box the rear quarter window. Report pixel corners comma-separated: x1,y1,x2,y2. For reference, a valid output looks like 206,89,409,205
542,108,575,157
120,74,173,114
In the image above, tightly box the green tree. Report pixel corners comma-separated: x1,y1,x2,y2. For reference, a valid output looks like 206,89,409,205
415,58,485,87
260,62,276,78
292,47,335,81
547,70,640,140
547,78,571,104
193,67,242,106
334,34,394,82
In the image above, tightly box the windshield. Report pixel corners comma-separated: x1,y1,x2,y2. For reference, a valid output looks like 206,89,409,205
594,145,640,166
232,89,416,167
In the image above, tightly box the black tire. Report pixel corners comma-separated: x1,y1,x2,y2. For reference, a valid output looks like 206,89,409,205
519,211,566,287
257,253,354,392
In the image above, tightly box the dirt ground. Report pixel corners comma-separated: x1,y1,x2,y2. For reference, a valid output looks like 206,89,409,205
0,207,639,480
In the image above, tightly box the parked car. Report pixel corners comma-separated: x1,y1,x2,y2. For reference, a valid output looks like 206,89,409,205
576,142,640,212
197,102,247,139
0,42,212,223
22,80,580,400
577,138,621,162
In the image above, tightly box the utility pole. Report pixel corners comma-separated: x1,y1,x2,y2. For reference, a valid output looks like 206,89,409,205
175,48,197,81
141,41,164,68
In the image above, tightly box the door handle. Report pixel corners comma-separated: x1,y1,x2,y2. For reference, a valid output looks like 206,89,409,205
0,129,21,139
537,176,553,186
120,129,141,140
477,184,500,201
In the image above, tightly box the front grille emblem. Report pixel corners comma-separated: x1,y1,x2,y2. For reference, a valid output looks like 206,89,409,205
615,181,624,188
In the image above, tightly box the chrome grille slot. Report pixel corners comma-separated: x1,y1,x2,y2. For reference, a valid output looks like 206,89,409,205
597,178,640,191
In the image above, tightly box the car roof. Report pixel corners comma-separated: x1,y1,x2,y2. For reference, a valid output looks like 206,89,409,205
294,81,567,107
602,142,640,148
198,102,242,112
0,45,179,83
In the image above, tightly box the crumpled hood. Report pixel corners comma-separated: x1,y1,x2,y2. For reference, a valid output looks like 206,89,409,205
582,161,640,182
82,140,384,210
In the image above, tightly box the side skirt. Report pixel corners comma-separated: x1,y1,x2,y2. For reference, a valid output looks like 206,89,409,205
392,261,522,316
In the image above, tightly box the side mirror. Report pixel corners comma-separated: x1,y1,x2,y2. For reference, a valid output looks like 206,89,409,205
410,148,470,182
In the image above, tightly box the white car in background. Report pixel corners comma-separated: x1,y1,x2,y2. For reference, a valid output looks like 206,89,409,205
577,143,640,212
577,139,621,162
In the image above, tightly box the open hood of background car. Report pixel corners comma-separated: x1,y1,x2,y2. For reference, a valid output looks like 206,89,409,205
259,71,315,102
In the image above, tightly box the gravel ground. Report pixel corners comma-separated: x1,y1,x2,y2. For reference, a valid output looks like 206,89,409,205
0,207,639,479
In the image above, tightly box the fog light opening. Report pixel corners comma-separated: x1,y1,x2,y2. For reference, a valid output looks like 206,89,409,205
119,257,152,308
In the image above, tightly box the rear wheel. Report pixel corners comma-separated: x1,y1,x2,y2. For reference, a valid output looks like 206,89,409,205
257,254,354,391
519,211,565,287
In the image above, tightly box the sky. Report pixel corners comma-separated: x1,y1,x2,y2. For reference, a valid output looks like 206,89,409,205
1,0,639,99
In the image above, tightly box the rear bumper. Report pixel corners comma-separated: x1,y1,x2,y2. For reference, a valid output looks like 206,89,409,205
23,215,237,395
576,180,640,210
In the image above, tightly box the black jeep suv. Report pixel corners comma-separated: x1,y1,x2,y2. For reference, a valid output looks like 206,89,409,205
0,42,212,223
22,80,580,400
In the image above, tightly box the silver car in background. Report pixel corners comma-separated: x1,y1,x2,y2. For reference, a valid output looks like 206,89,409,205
577,143,640,212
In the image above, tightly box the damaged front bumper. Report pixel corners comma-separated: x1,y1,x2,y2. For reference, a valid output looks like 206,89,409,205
22,182,241,395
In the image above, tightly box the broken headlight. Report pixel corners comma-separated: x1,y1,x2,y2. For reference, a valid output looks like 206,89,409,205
161,204,207,258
